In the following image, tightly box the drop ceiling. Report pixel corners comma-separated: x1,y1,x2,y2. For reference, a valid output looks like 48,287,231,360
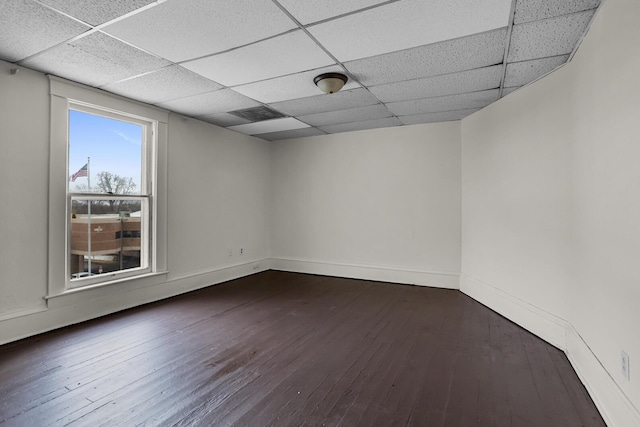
0,0,601,140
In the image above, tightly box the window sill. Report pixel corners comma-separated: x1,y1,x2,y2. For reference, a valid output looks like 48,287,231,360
45,271,168,301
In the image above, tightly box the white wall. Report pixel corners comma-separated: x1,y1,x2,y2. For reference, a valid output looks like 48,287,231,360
568,0,640,422
461,57,573,345
461,0,640,424
0,61,271,343
167,115,270,278
270,123,461,288
0,63,49,320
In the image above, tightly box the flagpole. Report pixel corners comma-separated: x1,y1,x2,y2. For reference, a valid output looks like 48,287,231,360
87,156,92,275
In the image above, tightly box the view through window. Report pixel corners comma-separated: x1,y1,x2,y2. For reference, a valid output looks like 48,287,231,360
68,106,153,284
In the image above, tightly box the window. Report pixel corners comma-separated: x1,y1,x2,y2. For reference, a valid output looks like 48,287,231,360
67,101,156,288
67,105,155,286
48,77,168,296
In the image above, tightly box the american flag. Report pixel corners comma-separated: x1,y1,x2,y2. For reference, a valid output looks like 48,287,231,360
70,163,88,182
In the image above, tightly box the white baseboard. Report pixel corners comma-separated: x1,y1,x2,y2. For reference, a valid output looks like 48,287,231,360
0,305,48,322
461,273,640,427
566,324,640,427
460,273,567,349
270,257,460,289
0,259,269,345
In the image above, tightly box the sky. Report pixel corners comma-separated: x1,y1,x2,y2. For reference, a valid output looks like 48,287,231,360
68,109,143,194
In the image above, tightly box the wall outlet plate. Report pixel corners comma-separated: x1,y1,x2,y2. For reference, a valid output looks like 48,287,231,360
621,351,630,380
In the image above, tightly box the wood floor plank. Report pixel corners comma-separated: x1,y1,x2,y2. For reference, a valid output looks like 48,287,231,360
0,271,605,426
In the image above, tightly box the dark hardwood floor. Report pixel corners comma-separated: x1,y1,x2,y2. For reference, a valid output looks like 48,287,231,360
0,271,605,426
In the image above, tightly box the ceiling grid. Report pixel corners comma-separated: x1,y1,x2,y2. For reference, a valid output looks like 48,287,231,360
0,0,602,140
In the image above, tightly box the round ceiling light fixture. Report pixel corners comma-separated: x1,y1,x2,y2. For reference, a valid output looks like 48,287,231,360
314,72,348,94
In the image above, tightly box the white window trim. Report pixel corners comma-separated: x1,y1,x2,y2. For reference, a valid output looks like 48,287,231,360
48,76,168,298
67,103,154,288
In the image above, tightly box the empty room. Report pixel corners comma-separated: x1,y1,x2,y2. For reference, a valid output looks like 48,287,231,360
0,0,638,425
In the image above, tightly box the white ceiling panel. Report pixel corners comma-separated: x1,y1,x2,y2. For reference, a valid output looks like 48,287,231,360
504,55,568,87
38,0,157,26
254,127,326,141
514,0,601,24
369,65,503,103
157,89,261,117
386,89,500,116
1,0,602,134
502,87,521,97
0,0,90,62
103,0,297,62
319,117,402,134
508,10,596,62
227,117,309,135
276,0,391,25
103,65,224,104
233,66,360,104
398,108,481,125
21,32,170,87
197,113,251,127
308,0,512,61
268,88,379,117
344,29,507,86
297,104,391,127
182,31,334,87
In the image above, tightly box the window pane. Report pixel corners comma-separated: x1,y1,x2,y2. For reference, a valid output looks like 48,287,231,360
69,109,143,195
70,198,146,279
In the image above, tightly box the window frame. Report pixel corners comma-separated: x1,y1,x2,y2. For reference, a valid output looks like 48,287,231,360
48,77,169,298
66,103,155,288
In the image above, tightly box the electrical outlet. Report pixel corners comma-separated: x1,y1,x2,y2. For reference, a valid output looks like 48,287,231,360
240,248,244,255
621,351,630,380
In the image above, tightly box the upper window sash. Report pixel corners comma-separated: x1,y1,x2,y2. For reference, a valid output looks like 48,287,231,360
68,102,155,197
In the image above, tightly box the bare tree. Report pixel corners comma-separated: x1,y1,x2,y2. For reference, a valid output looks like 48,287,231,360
71,172,138,213
96,172,137,212
96,171,136,194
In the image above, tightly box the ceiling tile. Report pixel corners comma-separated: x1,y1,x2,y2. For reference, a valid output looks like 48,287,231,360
2,0,600,134
197,113,251,127
233,66,360,104
102,0,297,62
504,55,568,87
157,89,261,117
386,89,499,116
308,0,512,61
297,104,390,127
254,127,326,141
103,65,223,104
399,108,481,125
514,0,601,24
502,87,521,97
369,65,502,103
318,117,402,134
268,88,379,116
227,117,309,135
182,31,334,87
276,0,390,25
21,32,170,87
38,0,157,26
507,10,596,62
344,29,507,86
0,0,90,62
